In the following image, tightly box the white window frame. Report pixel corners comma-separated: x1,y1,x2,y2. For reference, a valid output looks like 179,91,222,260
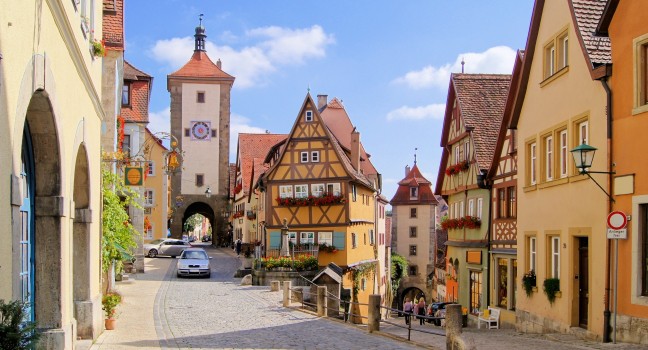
578,121,589,145
545,136,553,181
410,187,418,199
288,232,297,245
318,232,333,246
311,151,320,163
531,142,537,185
311,184,325,197
549,45,556,76
145,222,153,239
369,229,375,245
453,203,458,219
529,237,537,272
147,160,155,176
464,141,470,162
459,201,464,218
454,145,460,163
295,184,308,199
477,198,483,219
305,110,313,122
559,130,568,178
327,183,341,196
300,152,309,163
468,199,474,216
300,232,314,244
279,185,293,198
144,189,154,207
562,36,569,68
352,185,357,202
551,236,560,278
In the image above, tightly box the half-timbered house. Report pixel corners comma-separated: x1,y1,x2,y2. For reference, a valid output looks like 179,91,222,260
435,73,511,315
258,93,383,321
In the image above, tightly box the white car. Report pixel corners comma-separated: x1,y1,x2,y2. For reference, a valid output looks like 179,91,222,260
144,238,191,258
176,248,212,278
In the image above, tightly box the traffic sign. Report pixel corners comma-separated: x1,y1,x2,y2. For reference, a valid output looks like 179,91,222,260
607,228,627,239
607,211,627,230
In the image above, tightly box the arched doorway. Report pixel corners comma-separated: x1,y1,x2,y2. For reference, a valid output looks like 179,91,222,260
23,91,62,334
72,145,93,339
19,123,35,321
401,286,426,306
182,202,215,242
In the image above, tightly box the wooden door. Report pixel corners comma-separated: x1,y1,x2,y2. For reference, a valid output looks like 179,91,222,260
578,237,589,328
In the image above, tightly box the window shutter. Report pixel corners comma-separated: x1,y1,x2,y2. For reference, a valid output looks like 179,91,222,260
269,231,281,249
333,232,345,250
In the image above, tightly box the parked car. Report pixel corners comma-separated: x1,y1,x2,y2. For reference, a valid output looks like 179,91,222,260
201,235,211,242
144,239,191,258
176,248,212,278
429,302,457,326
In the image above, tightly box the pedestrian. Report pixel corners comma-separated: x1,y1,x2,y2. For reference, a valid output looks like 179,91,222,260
403,297,413,325
417,297,426,325
235,239,242,257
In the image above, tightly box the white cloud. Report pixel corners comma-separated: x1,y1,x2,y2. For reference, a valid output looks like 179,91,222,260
148,107,170,134
393,46,517,89
386,103,446,121
149,25,334,89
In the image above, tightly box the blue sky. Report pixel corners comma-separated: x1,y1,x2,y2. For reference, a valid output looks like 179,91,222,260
124,1,534,201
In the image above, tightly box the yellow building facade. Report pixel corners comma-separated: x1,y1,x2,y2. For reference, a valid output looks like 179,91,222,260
143,129,170,242
0,0,105,347
512,0,611,339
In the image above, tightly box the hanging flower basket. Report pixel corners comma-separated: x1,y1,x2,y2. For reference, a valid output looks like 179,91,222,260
440,215,481,230
234,183,243,194
445,160,471,176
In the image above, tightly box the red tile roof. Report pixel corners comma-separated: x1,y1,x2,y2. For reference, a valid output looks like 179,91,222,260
452,73,511,170
102,0,123,49
169,51,234,80
237,134,287,196
390,164,438,205
570,0,611,66
122,61,152,123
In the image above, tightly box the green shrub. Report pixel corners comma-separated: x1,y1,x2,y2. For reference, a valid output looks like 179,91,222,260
0,299,40,350
543,278,560,304
102,292,122,319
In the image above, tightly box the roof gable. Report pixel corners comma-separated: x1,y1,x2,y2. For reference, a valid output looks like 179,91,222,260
168,51,234,81
235,133,287,197
390,164,438,205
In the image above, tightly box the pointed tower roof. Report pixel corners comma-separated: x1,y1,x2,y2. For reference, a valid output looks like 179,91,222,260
390,164,438,205
168,19,234,82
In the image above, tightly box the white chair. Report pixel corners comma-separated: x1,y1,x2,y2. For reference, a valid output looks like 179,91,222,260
477,307,500,329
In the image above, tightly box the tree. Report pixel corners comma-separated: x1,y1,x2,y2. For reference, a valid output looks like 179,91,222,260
391,253,409,297
102,168,140,272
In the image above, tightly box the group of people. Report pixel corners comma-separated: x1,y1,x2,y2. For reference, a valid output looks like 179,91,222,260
402,297,428,325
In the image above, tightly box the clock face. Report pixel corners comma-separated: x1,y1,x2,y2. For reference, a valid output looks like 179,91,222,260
191,121,211,140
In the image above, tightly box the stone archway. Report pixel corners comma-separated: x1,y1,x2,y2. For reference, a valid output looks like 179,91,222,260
24,91,63,336
72,145,94,339
401,286,426,306
182,202,215,238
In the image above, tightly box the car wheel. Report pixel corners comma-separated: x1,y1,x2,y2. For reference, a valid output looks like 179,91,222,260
147,249,158,258
177,273,181,278
205,273,211,279
171,256,176,258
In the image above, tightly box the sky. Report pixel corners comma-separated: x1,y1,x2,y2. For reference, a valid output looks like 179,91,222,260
124,0,535,201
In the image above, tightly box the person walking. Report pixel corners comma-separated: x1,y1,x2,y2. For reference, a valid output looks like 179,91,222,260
417,297,426,325
235,238,242,257
403,297,413,325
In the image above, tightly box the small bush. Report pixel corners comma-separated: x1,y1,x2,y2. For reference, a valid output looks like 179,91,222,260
0,299,40,350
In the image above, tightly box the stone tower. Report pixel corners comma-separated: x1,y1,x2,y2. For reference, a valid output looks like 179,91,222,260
167,19,235,238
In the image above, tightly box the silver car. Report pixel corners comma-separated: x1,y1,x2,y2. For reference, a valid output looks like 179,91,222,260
176,248,212,278
144,239,191,258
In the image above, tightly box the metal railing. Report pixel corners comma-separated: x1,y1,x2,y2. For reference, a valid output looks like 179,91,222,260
377,306,446,341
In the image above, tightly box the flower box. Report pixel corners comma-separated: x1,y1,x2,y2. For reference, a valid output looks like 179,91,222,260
445,160,470,176
275,193,345,207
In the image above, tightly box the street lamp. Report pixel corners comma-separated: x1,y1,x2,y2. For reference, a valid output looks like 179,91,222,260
570,141,615,202
205,187,212,198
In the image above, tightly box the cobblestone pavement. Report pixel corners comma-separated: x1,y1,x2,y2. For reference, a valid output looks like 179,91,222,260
91,245,646,350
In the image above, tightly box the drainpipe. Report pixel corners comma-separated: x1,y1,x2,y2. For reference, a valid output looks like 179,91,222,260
600,76,613,343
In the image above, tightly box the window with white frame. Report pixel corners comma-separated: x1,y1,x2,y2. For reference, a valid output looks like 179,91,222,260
410,187,418,199
551,236,560,278
288,232,297,245
305,110,313,122
311,151,320,162
300,232,314,244
454,145,460,163
559,130,568,178
530,142,537,185
578,120,589,145
352,185,357,202
369,229,375,245
635,37,648,108
145,222,153,239
560,34,569,69
545,136,553,181
295,185,308,198
327,183,341,196
454,203,458,219
318,232,333,246
279,185,293,198
468,199,474,216
464,141,470,161
477,198,483,219
311,184,325,197
301,152,309,163
147,161,155,176
529,236,536,272
459,201,464,218
144,189,154,206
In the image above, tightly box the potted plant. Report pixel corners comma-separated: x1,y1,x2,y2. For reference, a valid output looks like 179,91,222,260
521,270,536,297
543,278,560,304
102,291,122,330
91,39,105,58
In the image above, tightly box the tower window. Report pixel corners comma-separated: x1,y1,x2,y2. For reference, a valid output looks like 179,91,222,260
305,111,313,122
197,91,205,103
184,128,190,137
121,82,131,106
196,174,204,187
211,129,217,138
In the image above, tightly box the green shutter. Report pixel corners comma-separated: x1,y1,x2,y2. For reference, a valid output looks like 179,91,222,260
269,231,281,249
333,232,345,250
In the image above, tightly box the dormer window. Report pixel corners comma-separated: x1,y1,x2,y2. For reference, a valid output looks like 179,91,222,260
410,187,418,199
305,110,313,122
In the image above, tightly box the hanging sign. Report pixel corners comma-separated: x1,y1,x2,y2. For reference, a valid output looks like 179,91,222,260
124,167,143,186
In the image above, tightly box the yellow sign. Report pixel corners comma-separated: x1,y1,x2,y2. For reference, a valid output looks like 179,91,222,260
466,250,482,264
125,167,143,186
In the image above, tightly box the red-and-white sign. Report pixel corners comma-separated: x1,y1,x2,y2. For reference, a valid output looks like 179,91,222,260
607,211,627,230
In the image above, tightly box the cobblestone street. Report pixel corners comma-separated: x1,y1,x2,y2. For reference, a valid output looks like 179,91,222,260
89,246,646,350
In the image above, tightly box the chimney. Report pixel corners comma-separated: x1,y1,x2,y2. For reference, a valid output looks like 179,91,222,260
405,165,411,177
217,58,222,69
317,94,328,109
351,128,361,171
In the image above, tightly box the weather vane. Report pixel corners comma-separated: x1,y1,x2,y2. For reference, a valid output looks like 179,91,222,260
199,13,204,26
414,147,418,165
